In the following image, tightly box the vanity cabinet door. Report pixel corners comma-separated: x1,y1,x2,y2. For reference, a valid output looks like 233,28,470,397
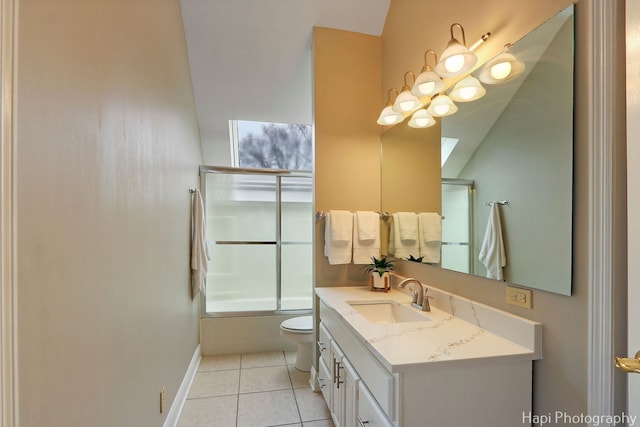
331,340,346,427
357,382,394,427
342,357,360,427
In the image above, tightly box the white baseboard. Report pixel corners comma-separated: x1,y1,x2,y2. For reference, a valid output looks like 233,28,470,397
164,344,201,427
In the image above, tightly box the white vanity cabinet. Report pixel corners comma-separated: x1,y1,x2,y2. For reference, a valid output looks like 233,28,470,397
318,322,360,427
316,286,542,427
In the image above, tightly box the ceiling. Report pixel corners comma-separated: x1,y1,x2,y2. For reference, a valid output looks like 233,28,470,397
180,0,391,165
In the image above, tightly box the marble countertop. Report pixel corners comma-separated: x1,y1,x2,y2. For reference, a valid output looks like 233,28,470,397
316,285,541,373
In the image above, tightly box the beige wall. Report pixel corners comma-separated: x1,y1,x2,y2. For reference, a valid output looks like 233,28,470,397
16,1,201,426
314,0,628,422
313,27,383,287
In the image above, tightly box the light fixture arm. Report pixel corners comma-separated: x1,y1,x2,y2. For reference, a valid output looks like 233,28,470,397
402,71,416,91
385,88,400,106
450,23,467,46
421,50,438,72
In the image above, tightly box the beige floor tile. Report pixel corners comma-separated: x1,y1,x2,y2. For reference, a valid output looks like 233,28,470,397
188,370,239,399
294,387,332,422
237,389,301,427
240,351,286,368
288,365,311,389
240,365,292,394
178,395,237,427
198,354,241,372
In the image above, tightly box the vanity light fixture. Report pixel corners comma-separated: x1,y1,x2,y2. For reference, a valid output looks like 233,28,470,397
408,109,436,128
426,94,458,117
434,23,478,78
449,75,486,102
411,50,444,97
392,71,421,113
377,88,404,126
479,44,525,84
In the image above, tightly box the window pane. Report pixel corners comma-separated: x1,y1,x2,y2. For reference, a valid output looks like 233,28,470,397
206,173,276,242
206,245,277,312
281,244,313,310
233,120,312,171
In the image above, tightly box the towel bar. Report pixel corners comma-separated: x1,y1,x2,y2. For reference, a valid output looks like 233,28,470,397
315,211,391,222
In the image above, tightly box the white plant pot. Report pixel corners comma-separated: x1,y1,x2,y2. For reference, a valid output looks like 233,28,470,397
370,272,390,291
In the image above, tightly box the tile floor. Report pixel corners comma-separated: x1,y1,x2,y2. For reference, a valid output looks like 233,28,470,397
178,350,335,427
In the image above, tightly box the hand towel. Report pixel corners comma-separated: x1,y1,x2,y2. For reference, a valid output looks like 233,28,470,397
324,211,353,264
329,210,353,242
418,212,442,263
353,211,380,264
478,203,507,280
356,211,379,241
388,213,419,259
397,212,419,241
191,189,211,298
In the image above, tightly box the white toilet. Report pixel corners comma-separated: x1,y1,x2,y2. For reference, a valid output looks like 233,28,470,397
280,315,313,371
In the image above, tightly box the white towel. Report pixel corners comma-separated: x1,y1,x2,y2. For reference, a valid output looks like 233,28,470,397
388,213,419,259
353,211,380,264
324,211,353,264
397,212,419,241
418,212,442,263
356,211,379,241
478,203,507,280
191,189,211,298
329,210,353,242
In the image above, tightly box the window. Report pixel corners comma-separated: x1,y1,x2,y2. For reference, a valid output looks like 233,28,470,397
230,120,312,171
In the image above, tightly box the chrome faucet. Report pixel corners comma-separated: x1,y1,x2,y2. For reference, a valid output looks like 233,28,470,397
397,278,431,311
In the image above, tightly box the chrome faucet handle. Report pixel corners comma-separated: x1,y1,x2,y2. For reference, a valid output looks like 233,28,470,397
421,289,433,312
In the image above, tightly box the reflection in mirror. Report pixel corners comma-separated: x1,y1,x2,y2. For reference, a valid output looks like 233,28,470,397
381,5,574,295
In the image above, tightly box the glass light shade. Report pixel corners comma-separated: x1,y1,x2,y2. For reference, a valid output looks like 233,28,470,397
392,89,421,113
377,105,403,125
426,94,458,117
408,109,436,128
411,69,444,97
479,52,525,84
434,40,478,78
449,76,486,102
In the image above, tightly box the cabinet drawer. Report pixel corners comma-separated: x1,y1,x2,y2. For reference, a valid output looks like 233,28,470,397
357,382,394,427
318,357,332,407
318,322,331,367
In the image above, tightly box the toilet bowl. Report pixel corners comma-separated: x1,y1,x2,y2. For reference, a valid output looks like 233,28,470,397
280,315,313,372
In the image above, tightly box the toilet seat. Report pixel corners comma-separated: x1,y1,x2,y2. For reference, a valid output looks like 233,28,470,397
280,315,313,333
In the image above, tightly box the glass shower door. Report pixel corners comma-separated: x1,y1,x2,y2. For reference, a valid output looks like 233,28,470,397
441,180,474,274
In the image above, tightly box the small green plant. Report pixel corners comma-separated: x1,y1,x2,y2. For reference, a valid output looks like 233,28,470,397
406,255,424,263
365,256,397,277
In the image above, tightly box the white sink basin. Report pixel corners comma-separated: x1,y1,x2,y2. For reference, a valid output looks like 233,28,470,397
348,300,430,324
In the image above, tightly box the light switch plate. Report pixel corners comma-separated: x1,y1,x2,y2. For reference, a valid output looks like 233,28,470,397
506,286,533,309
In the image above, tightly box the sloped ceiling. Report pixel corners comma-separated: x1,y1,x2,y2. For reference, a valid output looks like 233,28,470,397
180,0,391,165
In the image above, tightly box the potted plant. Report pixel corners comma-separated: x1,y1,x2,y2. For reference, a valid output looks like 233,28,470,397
365,256,396,292
406,255,424,263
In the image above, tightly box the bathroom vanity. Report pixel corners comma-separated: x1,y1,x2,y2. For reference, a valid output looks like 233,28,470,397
315,282,541,427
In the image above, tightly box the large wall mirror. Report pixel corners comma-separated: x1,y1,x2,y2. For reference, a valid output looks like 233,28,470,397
381,5,574,295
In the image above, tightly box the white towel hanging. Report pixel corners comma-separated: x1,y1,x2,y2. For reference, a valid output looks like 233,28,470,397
478,203,506,280
191,189,211,298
